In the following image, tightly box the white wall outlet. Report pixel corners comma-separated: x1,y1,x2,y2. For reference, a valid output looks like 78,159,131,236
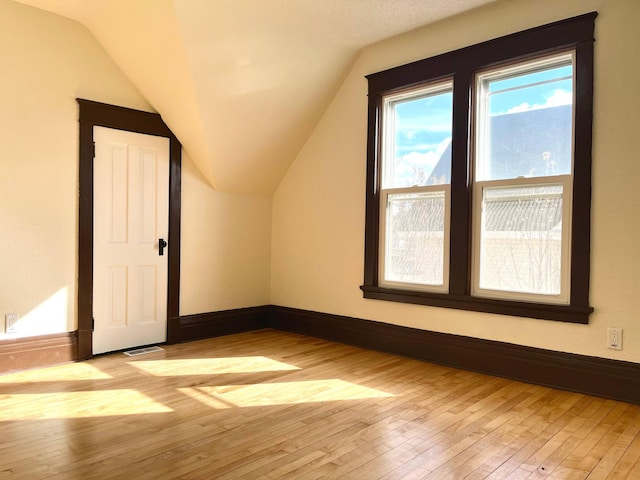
607,327,623,350
5,313,19,333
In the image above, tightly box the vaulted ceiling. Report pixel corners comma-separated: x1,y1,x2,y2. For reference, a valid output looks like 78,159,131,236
15,0,496,194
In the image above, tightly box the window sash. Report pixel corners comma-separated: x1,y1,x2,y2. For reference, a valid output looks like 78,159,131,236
470,51,575,303
471,175,572,304
379,185,451,292
474,51,575,183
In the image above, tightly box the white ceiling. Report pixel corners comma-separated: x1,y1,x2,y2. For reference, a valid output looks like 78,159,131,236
15,0,497,194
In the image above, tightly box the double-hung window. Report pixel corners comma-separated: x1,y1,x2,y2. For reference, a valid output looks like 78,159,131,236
361,13,596,323
379,82,453,292
473,53,574,304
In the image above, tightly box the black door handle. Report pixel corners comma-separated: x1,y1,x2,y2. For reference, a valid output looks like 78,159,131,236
159,238,167,256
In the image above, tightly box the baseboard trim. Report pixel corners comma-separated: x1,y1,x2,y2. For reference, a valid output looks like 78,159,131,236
0,331,78,374
269,305,640,405
179,306,270,342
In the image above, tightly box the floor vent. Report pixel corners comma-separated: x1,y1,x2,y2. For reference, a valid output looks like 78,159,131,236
123,346,164,357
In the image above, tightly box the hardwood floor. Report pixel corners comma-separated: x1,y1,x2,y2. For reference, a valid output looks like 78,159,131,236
0,329,639,479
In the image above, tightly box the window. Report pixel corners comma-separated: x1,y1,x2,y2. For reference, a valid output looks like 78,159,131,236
380,82,452,292
361,13,596,323
472,52,573,304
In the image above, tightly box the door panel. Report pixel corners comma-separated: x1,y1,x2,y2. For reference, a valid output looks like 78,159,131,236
93,127,169,354
106,266,127,328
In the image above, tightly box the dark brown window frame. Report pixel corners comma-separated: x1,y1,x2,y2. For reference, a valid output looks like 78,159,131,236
361,12,596,324
77,99,182,360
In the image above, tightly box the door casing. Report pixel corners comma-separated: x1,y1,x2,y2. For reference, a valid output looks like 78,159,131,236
77,99,182,359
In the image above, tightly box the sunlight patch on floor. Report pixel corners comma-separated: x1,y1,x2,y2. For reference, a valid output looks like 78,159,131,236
0,389,173,420
129,356,300,376
181,379,394,408
0,362,112,383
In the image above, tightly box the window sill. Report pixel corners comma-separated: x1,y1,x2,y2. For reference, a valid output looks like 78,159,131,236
360,285,592,324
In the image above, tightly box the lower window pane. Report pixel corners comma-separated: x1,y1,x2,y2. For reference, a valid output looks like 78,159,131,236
479,184,563,296
385,191,445,286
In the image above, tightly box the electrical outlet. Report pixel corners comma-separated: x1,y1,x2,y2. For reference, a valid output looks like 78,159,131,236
607,327,623,350
5,314,19,333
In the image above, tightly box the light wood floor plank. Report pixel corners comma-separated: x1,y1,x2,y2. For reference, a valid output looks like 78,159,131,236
1,329,639,479
605,425,640,479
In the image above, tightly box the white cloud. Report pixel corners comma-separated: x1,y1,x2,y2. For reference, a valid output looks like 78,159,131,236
394,137,451,184
399,150,441,171
507,102,532,113
506,89,572,114
544,89,573,107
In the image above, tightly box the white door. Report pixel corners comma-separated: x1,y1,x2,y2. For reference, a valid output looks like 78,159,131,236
93,126,170,354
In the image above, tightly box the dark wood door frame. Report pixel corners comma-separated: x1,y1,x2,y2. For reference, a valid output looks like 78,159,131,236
77,99,182,360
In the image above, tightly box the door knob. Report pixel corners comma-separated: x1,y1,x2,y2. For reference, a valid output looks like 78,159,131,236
159,238,167,256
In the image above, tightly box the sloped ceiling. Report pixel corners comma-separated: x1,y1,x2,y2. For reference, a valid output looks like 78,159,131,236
14,0,496,194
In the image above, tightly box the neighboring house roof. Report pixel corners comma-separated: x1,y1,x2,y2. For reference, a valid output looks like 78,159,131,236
488,104,572,180
429,104,573,183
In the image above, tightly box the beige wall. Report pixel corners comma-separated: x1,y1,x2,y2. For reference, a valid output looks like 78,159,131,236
180,153,271,315
0,1,272,338
0,0,150,339
271,0,640,362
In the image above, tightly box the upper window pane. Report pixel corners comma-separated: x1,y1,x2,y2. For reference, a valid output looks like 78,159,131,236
382,83,453,188
475,53,574,181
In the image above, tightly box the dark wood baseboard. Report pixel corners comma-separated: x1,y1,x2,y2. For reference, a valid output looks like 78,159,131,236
269,305,640,405
179,306,269,342
0,332,78,374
